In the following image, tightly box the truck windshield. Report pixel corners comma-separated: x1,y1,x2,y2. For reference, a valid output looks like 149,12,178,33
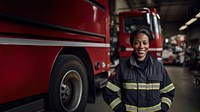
123,15,150,34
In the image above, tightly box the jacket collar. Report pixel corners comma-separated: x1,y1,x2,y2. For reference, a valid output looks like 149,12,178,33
129,52,154,67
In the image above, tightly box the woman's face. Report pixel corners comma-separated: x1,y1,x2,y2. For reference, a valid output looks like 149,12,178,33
132,33,150,61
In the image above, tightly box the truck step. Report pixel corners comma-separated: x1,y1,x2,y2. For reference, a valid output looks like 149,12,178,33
95,77,107,89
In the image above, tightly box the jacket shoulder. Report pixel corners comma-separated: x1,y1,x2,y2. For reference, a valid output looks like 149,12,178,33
119,58,131,67
118,58,131,72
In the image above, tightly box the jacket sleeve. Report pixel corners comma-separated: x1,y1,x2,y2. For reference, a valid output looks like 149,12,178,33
103,65,125,112
160,66,175,112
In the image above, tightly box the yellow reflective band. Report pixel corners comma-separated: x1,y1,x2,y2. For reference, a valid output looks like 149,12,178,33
123,83,137,89
160,83,175,93
125,103,161,112
106,81,120,92
161,97,172,108
110,97,122,109
125,104,137,112
123,83,160,90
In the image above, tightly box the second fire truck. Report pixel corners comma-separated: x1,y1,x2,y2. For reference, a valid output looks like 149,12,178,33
118,8,163,62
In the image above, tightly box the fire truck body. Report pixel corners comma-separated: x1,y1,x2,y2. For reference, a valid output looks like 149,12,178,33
0,0,110,111
118,8,163,61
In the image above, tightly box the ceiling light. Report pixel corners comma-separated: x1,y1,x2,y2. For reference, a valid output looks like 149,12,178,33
179,25,187,31
165,38,169,43
196,12,200,18
185,18,197,25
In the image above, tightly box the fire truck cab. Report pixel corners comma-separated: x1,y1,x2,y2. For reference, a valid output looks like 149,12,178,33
118,8,163,62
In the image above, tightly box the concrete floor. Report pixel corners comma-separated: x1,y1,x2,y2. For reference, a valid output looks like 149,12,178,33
85,66,200,112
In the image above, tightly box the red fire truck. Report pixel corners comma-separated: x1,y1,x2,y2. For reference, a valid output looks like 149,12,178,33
118,8,163,62
0,0,110,111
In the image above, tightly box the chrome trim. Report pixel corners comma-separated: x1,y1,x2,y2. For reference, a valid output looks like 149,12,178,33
0,37,110,47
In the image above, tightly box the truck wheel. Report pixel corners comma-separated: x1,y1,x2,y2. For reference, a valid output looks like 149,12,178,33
49,55,88,112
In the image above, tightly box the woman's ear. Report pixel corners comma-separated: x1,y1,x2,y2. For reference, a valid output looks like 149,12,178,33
149,40,152,44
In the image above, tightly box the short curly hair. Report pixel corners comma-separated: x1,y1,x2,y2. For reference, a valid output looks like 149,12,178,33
129,29,153,46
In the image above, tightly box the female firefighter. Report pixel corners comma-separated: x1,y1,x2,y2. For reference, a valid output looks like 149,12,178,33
103,29,175,112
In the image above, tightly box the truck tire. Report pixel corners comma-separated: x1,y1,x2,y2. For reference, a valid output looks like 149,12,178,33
49,55,88,112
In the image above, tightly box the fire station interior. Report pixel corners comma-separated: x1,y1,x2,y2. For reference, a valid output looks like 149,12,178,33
86,0,200,112
2,0,200,112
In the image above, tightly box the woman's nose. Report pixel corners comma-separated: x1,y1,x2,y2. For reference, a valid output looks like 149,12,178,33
139,43,144,48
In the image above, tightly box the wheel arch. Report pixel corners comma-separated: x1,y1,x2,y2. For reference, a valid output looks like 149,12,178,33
50,47,96,103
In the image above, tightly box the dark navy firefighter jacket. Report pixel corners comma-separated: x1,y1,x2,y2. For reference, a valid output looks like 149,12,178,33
103,52,175,112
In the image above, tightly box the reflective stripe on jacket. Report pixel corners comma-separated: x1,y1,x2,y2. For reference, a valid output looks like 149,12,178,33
103,52,175,112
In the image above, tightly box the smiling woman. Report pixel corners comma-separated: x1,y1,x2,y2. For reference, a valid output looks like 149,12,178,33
103,29,175,112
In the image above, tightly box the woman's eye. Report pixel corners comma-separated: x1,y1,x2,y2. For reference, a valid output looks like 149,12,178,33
143,41,148,45
134,41,139,45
